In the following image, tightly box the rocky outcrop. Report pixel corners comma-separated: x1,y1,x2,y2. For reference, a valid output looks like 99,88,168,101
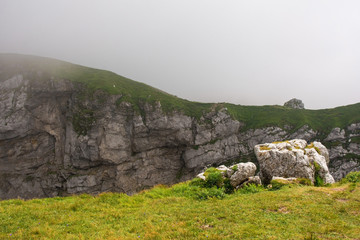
0,72,245,199
284,98,305,109
196,162,259,188
254,139,335,185
1,57,359,199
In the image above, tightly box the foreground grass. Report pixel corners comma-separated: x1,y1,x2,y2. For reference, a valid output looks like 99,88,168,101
0,182,359,240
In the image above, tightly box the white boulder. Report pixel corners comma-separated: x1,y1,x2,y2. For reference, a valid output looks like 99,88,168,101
254,139,335,185
229,162,257,187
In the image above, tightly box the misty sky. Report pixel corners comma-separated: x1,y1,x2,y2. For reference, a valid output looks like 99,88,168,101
1,0,360,109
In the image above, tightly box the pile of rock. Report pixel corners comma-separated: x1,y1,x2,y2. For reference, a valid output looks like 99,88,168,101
197,162,261,189
284,98,305,109
195,139,335,188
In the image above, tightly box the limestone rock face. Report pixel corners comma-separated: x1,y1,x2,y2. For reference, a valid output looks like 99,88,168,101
0,56,359,199
254,139,335,185
325,128,346,142
0,69,243,199
284,98,305,109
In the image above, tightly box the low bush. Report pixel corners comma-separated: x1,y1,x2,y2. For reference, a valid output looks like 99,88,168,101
203,168,224,188
223,178,234,194
341,171,360,183
313,162,324,187
189,178,205,187
205,171,223,188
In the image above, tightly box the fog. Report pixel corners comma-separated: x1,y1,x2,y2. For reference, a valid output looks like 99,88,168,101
1,0,360,109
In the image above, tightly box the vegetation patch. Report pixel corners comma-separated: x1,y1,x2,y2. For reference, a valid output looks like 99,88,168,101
341,171,360,183
313,162,324,187
305,143,321,154
72,108,95,136
260,145,271,151
231,165,238,172
350,136,360,144
272,140,289,144
344,153,360,161
237,183,265,194
1,182,359,239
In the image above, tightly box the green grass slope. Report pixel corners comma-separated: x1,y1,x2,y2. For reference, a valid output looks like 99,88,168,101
1,53,360,133
0,181,359,239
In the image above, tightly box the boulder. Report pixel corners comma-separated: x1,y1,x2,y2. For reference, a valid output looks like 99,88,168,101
229,162,257,187
254,139,335,185
325,127,346,142
238,176,262,189
284,98,305,109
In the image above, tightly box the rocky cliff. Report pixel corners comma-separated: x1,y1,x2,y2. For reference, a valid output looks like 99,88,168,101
1,54,360,199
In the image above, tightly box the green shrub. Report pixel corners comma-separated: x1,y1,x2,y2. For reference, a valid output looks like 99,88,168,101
223,178,234,194
189,178,205,187
203,168,224,188
203,167,219,177
313,162,324,187
341,171,360,183
205,171,223,188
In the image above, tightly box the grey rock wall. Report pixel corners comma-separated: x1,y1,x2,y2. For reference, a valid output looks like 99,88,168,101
0,73,359,199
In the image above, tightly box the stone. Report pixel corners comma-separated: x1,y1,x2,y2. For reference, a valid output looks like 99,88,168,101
330,160,360,181
238,176,262,188
325,128,346,142
196,172,206,180
254,139,335,185
288,125,317,141
217,165,230,177
284,98,305,109
229,162,257,187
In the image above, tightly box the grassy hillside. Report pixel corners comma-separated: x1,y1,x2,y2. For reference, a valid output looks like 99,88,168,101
225,102,360,133
0,181,359,239
1,53,360,133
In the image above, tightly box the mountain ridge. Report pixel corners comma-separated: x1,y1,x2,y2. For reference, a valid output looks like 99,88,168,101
1,53,360,133
1,53,359,199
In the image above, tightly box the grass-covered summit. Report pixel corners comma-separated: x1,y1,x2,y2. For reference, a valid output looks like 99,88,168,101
1,53,360,133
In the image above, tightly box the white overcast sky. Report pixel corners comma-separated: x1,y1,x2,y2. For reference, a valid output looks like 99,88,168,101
1,0,360,109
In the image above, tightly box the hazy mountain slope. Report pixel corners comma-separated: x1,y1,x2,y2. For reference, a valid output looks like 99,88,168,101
0,54,359,199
